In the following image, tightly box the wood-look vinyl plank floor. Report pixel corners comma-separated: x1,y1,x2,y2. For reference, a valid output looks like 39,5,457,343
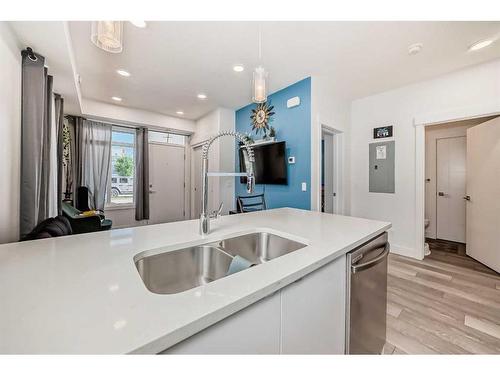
385,240,500,354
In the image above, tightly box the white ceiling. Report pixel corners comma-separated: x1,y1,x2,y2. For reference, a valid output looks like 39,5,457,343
11,21,500,120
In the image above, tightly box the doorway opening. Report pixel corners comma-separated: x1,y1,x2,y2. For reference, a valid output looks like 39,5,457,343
423,115,499,272
319,125,343,214
321,130,334,213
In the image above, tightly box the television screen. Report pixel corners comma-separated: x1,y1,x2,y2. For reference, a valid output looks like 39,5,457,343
239,141,287,185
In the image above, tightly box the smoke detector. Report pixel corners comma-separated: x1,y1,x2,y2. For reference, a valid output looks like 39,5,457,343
408,43,423,55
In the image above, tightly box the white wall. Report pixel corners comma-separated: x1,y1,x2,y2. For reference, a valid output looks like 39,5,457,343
0,23,21,244
191,108,236,216
311,76,351,215
350,59,500,259
83,99,196,134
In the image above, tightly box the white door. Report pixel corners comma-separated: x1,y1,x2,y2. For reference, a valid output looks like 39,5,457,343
149,143,185,224
436,136,466,243
466,117,500,272
322,132,334,214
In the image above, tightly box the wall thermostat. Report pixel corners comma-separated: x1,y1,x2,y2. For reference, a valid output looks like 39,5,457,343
288,156,296,164
287,96,300,108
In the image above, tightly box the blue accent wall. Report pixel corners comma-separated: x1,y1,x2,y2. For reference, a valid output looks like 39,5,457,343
235,77,311,210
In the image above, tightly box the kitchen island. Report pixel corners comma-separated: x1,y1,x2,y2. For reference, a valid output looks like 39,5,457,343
0,208,390,354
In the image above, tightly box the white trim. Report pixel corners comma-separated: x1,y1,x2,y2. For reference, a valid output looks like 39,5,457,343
413,104,500,260
390,244,418,258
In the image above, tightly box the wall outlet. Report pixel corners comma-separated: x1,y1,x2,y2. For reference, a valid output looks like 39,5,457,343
301,182,307,192
288,156,296,164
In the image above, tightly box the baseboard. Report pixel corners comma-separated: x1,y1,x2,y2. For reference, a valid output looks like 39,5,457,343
390,244,423,260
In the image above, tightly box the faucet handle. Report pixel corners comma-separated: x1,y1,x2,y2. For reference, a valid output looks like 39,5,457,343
210,202,224,219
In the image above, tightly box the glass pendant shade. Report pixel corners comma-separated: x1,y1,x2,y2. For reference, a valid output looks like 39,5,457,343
252,66,268,103
91,21,123,53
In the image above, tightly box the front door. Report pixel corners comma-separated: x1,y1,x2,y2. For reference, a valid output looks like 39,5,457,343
149,143,185,224
466,117,500,272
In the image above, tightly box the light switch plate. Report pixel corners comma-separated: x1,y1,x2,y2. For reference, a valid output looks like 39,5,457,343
301,182,307,192
288,156,295,164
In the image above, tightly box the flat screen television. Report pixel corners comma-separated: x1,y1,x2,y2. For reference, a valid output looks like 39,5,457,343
239,141,287,185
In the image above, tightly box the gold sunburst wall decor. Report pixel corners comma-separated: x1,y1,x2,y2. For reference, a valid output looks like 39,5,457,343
250,101,275,136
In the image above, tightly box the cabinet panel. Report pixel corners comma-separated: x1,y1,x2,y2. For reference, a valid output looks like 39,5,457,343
281,257,346,354
163,291,281,354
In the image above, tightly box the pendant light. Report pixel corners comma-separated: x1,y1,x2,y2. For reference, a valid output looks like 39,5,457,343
91,21,123,53
252,26,268,103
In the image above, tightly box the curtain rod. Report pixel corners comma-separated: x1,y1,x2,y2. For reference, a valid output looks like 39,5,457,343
65,114,192,137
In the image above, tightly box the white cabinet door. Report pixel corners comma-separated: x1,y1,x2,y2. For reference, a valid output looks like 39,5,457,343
281,257,346,354
163,291,281,354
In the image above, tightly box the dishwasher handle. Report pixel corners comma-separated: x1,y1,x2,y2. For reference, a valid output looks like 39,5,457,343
351,243,390,274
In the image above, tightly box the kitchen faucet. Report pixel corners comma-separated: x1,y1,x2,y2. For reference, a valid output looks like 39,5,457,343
200,131,255,235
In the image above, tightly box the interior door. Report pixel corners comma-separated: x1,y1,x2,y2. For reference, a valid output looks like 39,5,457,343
466,117,500,272
149,143,185,224
436,136,466,243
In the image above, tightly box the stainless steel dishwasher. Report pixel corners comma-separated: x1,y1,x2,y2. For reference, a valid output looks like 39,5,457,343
345,232,389,354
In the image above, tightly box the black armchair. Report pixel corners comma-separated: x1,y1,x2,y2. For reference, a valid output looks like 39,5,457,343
62,201,112,234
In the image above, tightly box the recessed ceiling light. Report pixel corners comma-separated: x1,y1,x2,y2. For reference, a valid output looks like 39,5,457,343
130,21,147,28
468,39,494,52
176,111,184,115
197,93,208,100
408,43,423,55
111,96,122,102
233,64,245,72
116,69,130,77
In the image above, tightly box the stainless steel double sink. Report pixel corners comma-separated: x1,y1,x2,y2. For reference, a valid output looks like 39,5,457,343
135,232,307,295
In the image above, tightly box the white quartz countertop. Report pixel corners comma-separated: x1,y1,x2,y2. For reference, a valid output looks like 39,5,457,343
0,208,390,354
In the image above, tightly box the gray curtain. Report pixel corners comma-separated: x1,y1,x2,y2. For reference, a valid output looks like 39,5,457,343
74,120,112,211
54,94,64,214
20,50,58,237
69,116,84,206
135,127,150,220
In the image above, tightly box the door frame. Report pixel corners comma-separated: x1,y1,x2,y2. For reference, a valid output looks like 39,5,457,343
320,127,338,214
414,104,500,260
315,124,344,214
148,141,189,222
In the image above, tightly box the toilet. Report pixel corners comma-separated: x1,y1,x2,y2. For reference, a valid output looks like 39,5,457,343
424,219,431,256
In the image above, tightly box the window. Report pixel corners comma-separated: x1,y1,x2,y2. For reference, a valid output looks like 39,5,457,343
107,128,135,206
149,131,186,146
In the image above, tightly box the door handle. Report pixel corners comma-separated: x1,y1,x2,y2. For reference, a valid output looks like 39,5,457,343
463,195,471,201
149,190,156,194
351,244,390,273
438,192,445,196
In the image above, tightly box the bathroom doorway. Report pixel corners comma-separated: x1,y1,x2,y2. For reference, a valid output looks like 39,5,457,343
321,127,341,214
423,115,500,271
